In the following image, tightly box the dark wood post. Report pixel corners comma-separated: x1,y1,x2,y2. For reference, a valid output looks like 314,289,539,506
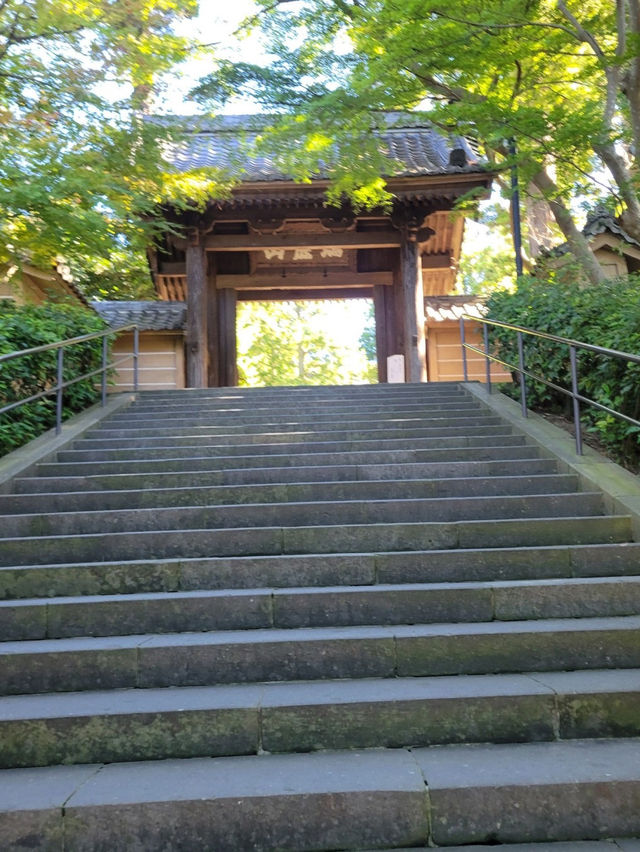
185,240,208,388
218,288,238,387
207,253,220,387
400,233,427,383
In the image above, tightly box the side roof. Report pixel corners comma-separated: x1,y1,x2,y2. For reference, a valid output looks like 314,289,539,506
161,113,484,182
549,206,640,257
91,301,186,331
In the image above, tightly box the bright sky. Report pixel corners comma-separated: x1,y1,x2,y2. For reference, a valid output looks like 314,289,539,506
167,0,263,115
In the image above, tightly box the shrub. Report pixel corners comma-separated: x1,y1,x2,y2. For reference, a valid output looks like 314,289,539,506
0,301,107,456
485,275,640,467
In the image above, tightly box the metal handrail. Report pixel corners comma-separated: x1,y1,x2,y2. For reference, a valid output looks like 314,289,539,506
460,314,640,455
0,324,139,435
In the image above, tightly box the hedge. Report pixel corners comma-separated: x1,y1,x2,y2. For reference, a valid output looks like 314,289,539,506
485,274,640,468
0,301,107,456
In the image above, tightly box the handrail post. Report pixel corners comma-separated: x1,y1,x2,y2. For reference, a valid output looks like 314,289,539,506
483,323,492,394
569,345,583,455
517,330,528,417
460,317,468,382
101,335,108,408
56,348,64,435
133,326,139,393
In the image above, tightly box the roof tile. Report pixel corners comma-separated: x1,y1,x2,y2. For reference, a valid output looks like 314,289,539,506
91,301,186,331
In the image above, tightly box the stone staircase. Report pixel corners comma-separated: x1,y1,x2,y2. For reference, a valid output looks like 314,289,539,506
1,381,639,850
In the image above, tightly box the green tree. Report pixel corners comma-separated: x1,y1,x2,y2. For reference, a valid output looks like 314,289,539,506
458,203,517,295
195,0,640,285
237,300,375,386
0,1,225,298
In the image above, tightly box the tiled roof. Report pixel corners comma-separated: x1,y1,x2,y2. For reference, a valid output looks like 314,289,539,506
548,206,640,257
163,113,483,182
91,301,186,331
582,206,640,248
424,295,485,323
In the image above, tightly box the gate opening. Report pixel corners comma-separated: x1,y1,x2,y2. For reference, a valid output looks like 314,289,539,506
236,298,376,387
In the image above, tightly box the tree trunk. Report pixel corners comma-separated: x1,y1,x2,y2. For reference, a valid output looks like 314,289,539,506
532,169,604,285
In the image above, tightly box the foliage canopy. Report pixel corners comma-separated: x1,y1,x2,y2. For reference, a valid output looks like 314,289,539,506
0,1,225,298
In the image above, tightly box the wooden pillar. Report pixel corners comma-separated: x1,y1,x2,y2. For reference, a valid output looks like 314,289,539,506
400,234,427,383
185,242,208,388
373,285,388,382
207,254,220,387
218,288,238,387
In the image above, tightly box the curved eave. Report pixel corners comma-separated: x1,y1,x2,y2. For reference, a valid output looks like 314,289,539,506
164,172,492,215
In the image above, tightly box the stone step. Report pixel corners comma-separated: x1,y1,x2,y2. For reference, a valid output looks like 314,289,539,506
135,383,464,398
122,396,479,416
0,515,631,567
0,493,605,539
103,404,487,429
32,443,543,478
3,615,640,695
134,384,465,402
86,413,505,439
0,474,580,515
58,432,525,463
0,669,638,769
75,423,514,449
3,576,640,641
427,843,640,852
0,739,640,852
5,542,638,600
3,740,638,850
14,457,559,494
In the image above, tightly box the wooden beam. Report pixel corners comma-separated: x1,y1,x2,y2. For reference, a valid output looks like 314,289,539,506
238,288,373,302
400,235,427,383
185,244,208,388
420,253,452,269
217,271,392,289
203,231,402,252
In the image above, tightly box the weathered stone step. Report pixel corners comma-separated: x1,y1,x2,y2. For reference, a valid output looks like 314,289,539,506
76,423,514,450
1,669,638,769
135,382,464,399
0,515,630,567
3,576,640,641
86,413,504,440
13,457,560,494
425,843,640,852
33,443,543,478
0,473,579,515
5,542,638,600
62,433,524,464
135,384,465,403
121,396,478,417
3,615,640,695
104,404,486,429
0,493,605,538
56,433,527,464
3,740,639,850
